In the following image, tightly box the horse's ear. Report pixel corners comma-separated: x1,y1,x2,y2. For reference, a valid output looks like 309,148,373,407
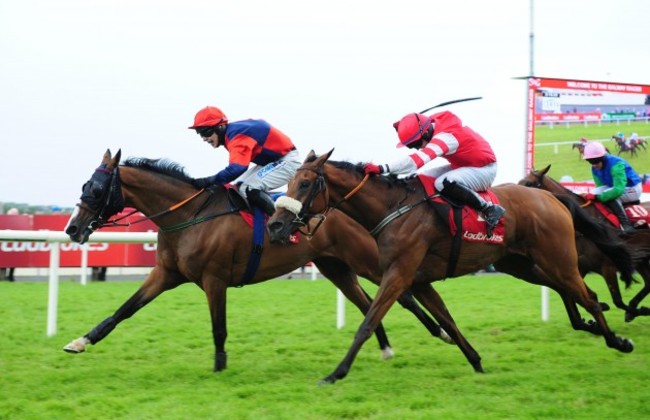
541,164,551,175
306,150,316,160
102,149,112,165
114,149,122,165
325,148,335,160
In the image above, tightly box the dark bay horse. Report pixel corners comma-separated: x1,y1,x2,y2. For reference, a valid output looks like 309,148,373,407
63,149,485,372
611,135,641,157
267,150,637,384
519,164,650,321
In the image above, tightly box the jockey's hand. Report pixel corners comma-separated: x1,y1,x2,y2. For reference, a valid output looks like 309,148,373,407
364,163,387,175
193,175,220,189
584,193,597,201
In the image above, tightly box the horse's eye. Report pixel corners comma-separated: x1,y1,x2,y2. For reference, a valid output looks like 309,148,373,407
299,180,311,190
81,182,89,193
91,183,103,198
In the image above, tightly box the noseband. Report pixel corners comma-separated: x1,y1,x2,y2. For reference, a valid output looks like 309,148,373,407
77,165,125,233
277,166,369,238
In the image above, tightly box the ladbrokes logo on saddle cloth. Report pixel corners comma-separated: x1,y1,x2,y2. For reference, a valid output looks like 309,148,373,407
417,175,505,244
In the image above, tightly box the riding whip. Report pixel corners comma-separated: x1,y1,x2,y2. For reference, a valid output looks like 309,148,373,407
419,96,482,114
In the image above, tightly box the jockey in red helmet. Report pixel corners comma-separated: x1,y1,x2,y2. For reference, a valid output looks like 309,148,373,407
188,106,301,216
364,110,505,236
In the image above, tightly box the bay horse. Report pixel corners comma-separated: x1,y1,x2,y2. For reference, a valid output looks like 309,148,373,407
267,150,637,384
63,149,486,373
519,164,650,321
611,135,640,157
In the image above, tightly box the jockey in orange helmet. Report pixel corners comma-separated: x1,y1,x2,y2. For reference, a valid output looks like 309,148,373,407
364,110,505,236
188,106,301,216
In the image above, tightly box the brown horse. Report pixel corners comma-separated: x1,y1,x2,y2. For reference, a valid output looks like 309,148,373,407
611,135,641,157
519,164,650,321
267,150,637,384
63,149,486,372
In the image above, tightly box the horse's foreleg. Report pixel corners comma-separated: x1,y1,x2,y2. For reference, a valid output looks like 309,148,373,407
63,267,176,353
204,279,228,372
320,266,411,385
315,259,394,359
410,283,483,373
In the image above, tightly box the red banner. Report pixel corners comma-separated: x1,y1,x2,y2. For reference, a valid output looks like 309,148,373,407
0,211,157,268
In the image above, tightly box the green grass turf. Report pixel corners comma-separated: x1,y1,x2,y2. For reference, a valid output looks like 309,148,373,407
533,120,650,183
1,274,649,419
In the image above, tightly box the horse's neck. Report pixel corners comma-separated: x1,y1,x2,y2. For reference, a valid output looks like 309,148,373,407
326,168,414,230
544,177,583,203
119,167,209,219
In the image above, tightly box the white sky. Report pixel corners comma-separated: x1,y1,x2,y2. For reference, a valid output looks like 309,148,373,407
1,0,649,208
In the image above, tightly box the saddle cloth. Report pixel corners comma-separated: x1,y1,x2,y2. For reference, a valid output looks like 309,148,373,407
593,201,650,229
417,174,505,244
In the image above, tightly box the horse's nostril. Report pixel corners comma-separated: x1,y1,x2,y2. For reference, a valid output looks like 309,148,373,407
66,225,77,236
268,221,282,232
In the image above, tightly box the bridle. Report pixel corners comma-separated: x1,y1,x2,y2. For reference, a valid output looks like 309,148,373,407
521,171,544,189
77,165,125,233
76,164,206,235
280,165,369,239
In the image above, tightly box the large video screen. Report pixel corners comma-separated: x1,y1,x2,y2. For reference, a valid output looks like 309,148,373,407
526,77,650,193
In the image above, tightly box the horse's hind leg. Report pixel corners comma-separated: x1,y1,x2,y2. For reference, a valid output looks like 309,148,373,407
625,264,650,321
411,283,484,373
495,255,602,333
63,266,181,353
395,290,453,344
315,258,394,359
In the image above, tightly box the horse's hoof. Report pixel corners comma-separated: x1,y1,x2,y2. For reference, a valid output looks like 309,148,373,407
439,328,455,345
318,375,337,386
63,337,88,353
625,312,636,323
380,346,395,360
620,338,634,353
214,351,227,371
473,363,485,373
599,302,610,311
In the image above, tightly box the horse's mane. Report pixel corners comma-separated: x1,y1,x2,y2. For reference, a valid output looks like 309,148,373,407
309,155,413,189
535,169,585,202
122,157,194,185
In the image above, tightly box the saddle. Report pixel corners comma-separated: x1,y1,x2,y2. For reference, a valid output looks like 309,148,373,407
417,175,505,244
593,201,650,229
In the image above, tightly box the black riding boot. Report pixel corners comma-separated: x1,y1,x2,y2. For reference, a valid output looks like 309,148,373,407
604,199,635,232
246,188,276,217
440,180,506,238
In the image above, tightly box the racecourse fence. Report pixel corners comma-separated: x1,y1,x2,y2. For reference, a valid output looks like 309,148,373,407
0,230,335,337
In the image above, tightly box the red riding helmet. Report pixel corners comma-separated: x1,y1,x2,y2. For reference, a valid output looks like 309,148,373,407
188,106,228,129
393,113,432,148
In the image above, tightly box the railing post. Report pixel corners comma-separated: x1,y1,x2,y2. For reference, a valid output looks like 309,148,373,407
47,242,60,336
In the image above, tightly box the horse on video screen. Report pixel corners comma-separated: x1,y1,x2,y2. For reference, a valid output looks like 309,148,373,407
520,164,650,321
612,135,642,157
63,149,487,373
268,150,638,384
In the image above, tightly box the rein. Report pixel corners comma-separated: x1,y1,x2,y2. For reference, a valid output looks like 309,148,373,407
293,168,369,239
104,188,207,228
84,165,237,233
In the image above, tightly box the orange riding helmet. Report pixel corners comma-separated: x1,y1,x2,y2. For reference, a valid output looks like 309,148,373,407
188,106,228,129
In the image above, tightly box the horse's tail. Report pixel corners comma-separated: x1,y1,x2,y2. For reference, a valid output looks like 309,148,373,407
553,194,639,288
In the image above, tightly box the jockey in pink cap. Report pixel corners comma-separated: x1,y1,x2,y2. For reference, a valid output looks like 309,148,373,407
364,110,505,236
